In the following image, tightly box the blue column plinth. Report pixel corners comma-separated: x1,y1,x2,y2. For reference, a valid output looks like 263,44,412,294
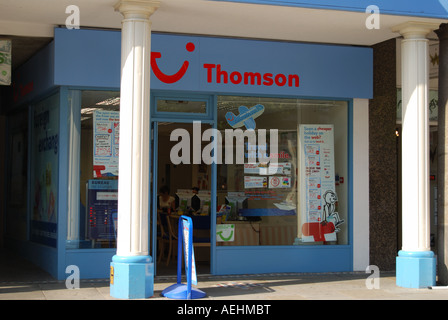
396,250,436,288
110,255,154,299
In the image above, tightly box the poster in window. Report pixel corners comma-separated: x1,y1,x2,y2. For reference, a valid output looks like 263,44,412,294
87,179,118,242
93,110,120,177
299,124,344,242
244,176,267,188
0,40,11,85
30,94,59,247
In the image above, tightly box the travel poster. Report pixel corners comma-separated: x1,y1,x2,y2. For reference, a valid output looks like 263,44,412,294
93,110,120,177
299,124,337,242
30,94,59,247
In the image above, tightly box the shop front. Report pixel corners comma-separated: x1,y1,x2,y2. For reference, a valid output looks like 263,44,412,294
7,27,371,280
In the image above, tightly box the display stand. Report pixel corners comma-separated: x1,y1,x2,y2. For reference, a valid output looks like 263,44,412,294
162,216,206,299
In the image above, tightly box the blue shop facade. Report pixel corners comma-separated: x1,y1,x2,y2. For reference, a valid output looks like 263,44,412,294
5,27,372,280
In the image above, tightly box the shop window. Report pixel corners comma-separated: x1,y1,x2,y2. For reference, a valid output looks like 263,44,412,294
30,93,60,247
216,96,348,246
67,90,120,249
157,99,206,114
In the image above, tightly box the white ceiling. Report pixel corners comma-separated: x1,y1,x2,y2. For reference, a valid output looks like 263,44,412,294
0,0,446,68
1,0,446,44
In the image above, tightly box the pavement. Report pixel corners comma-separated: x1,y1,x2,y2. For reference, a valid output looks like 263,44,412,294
2,272,448,301
1,250,448,301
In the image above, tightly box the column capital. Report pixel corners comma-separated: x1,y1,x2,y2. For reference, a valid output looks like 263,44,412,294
114,0,160,19
391,21,439,39
435,23,448,41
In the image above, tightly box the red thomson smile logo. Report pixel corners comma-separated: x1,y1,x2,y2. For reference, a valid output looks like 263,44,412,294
151,42,195,84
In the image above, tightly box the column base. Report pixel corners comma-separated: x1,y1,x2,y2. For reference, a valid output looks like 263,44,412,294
396,250,436,288
110,255,154,299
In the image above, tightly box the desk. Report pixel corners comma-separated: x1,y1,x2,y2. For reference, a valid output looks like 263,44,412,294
218,220,260,246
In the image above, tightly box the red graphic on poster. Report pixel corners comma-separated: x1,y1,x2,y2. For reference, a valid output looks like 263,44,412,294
93,165,105,178
270,176,280,187
301,222,335,242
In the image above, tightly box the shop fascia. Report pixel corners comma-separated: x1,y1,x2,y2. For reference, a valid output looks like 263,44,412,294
170,121,279,167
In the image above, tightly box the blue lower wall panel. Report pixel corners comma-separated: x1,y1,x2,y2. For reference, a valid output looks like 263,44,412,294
215,246,352,275
65,249,115,280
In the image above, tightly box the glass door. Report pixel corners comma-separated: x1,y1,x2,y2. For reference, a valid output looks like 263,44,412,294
150,95,216,277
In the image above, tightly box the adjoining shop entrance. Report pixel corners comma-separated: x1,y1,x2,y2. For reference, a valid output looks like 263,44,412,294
150,95,216,276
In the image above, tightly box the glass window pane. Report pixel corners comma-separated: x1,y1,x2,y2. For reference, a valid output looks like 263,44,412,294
67,90,120,249
157,99,206,113
82,91,120,249
216,96,348,246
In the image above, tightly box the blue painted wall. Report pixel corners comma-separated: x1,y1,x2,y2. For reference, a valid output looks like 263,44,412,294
54,29,121,89
215,246,352,274
209,0,448,19
11,41,55,108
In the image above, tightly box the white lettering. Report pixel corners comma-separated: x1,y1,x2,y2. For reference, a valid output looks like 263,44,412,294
366,265,380,289
170,122,278,166
365,5,380,30
65,5,80,30
65,265,80,289
202,127,222,165
178,304,211,318
221,304,271,315
170,128,190,164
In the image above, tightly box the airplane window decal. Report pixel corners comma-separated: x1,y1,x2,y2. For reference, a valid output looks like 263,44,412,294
225,104,265,130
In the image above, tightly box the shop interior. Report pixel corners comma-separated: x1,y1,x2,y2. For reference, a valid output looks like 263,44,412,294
155,121,213,275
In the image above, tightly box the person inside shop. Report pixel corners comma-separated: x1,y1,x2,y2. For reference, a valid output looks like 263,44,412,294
191,186,201,212
158,185,175,214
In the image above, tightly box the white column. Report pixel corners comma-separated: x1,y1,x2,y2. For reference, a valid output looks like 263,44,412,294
392,22,438,253
67,90,81,245
114,0,159,257
111,0,159,299
352,98,369,271
392,22,439,288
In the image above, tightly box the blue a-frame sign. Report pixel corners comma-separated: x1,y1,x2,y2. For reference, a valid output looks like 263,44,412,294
162,216,206,299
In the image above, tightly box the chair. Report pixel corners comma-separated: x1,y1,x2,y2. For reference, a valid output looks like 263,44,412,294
157,212,173,265
166,215,179,264
191,215,211,248
156,215,163,262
